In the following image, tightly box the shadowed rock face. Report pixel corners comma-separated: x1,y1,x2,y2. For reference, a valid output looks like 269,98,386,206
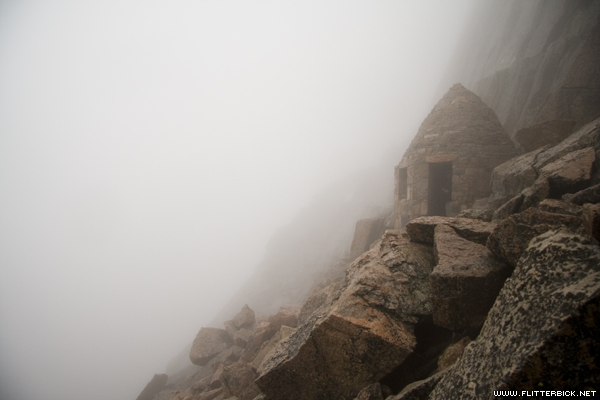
256,231,435,400
430,224,510,334
430,229,600,400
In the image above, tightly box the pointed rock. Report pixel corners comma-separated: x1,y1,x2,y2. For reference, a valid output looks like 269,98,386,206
190,327,234,366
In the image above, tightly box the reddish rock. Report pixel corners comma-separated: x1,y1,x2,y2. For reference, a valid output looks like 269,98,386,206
256,231,434,400
221,362,261,400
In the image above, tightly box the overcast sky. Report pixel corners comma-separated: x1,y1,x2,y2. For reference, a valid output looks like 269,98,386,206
0,2,476,400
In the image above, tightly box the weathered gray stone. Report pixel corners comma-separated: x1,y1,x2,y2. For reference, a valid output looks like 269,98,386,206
136,373,168,400
190,328,234,366
406,216,495,245
430,229,600,399
256,231,435,400
431,225,510,333
486,207,586,268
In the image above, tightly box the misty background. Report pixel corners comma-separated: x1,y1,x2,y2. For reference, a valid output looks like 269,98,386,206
0,2,476,400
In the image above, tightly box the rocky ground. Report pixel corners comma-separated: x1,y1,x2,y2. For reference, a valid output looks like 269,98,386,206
135,113,600,400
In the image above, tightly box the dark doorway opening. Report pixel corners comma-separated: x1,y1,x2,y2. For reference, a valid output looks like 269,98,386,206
427,162,452,216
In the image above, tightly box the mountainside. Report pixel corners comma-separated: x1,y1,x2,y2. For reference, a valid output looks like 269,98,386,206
136,2,600,400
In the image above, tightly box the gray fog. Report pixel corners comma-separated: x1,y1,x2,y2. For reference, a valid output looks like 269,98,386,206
0,2,475,400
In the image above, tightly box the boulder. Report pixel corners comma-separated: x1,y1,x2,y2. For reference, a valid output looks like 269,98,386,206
136,373,168,400
256,231,435,400
539,146,595,197
232,305,256,330
431,225,510,334
490,193,524,221
486,207,585,268
532,115,600,172
240,321,276,363
406,216,495,245
487,147,547,209
430,229,600,399
190,328,234,366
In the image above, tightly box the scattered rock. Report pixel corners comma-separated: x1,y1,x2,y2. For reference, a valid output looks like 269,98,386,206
256,231,434,400
431,229,600,398
190,328,234,366
431,225,510,334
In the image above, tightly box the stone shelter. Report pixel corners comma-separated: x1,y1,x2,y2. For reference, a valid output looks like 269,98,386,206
394,84,516,228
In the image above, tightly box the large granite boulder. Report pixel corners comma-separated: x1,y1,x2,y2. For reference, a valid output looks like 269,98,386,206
487,147,547,209
231,304,256,330
429,229,600,399
486,206,586,268
190,327,234,366
514,120,575,152
220,362,261,400
255,231,435,400
430,225,510,334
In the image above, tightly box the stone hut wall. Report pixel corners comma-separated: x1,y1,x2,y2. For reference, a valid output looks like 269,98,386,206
395,84,516,229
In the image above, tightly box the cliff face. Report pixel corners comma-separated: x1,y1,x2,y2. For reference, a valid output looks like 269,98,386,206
138,2,600,400
444,0,600,143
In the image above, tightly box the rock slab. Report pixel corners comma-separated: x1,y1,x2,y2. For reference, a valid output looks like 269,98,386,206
430,229,600,399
